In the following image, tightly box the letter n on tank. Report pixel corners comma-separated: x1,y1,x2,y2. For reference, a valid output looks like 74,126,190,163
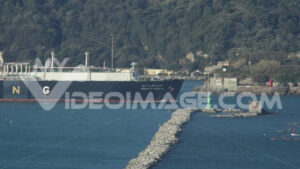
12,86,20,95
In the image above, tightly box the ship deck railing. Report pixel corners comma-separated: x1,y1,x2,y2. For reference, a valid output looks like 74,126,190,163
1,66,133,73
29,67,125,73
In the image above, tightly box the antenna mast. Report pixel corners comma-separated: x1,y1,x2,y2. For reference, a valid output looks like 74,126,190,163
111,34,114,69
0,51,4,65
51,51,55,68
85,51,89,67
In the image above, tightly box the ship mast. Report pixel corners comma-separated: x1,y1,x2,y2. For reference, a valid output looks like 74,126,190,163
0,51,3,73
111,34,114,70
85,51,89,67
51,51,55,68
0,51,3,65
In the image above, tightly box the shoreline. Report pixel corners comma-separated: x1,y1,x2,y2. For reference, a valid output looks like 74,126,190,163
193,85,300,95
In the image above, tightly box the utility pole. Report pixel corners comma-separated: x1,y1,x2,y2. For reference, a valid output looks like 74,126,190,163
111,34,114,70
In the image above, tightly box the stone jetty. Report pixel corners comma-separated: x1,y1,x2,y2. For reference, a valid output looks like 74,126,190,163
210,112,260,118
125,109,196,169
202,101,268,118
125,105,266,169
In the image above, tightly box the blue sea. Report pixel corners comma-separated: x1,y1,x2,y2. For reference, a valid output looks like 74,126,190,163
1,81,300,169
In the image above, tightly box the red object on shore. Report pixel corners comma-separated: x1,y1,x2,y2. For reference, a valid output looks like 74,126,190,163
269,78,273,87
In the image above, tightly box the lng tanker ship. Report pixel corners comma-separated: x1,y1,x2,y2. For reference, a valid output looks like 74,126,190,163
0,51,183,102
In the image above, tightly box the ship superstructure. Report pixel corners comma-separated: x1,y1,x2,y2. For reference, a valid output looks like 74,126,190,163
0,51,138,81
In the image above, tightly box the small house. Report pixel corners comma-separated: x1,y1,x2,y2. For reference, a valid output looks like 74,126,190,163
287,82,294,87
217,60,230,67
273,82,280,87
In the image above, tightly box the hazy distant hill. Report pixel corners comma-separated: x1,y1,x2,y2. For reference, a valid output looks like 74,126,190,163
0,0,299,71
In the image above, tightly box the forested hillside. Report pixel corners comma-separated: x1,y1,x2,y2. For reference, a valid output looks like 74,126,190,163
0,0,300,71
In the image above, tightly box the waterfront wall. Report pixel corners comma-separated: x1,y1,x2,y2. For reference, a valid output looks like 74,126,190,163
193,85,298,95
236,86,288,95
287,87,300,95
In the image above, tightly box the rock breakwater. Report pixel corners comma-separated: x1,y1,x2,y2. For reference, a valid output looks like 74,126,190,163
125,109,196,169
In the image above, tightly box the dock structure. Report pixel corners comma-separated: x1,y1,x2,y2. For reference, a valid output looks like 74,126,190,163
125,109,197,169
202,101,267,118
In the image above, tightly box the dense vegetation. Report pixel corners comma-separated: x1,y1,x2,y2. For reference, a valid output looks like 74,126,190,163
0,0,300,78
221,51,300,83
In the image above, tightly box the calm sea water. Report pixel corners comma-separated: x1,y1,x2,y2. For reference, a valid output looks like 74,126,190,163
0,81,300,169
